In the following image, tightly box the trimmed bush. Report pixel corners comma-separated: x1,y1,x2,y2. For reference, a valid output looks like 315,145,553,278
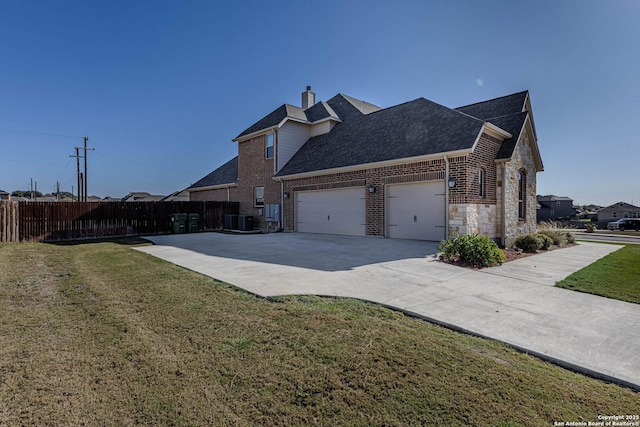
514,234,543,252
536,233,554,250
438,234,506,267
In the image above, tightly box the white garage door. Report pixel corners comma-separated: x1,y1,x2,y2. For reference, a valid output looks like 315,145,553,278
296,187,365,236
387,181,445,241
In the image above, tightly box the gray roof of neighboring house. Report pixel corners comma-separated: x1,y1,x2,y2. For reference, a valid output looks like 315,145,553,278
235,94,381,140
598,202,640,212
189,156,238,189
537,195,574,202
277,97,487,177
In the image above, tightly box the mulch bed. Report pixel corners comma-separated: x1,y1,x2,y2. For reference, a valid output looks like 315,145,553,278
440,244,575,270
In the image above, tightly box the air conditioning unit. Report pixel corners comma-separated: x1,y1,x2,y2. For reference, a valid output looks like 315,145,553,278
238,215,254,231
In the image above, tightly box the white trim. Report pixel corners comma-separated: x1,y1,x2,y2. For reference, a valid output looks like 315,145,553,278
276,149,472,181
187,183,237,193
233,126,279,143
483,122,512,139
233,116,342,144
469,124,512,154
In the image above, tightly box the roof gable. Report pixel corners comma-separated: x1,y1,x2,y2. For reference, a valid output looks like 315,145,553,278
235,93,381,141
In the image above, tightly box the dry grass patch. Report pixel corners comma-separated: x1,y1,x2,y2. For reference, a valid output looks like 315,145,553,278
0,240,638,426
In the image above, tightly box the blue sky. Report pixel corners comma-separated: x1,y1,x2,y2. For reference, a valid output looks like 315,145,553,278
1,0,638,206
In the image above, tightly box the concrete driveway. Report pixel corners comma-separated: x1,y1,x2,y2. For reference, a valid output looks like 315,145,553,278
136,232,640,390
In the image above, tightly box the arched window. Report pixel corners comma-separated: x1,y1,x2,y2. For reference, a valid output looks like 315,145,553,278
518,170,526,219
478,168,486,198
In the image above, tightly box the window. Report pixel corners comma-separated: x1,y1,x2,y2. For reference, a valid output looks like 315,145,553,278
550,209,555,217
265,133,274,159
254,186,264,207
478,169,485,198
556,201,561,207
613,212,617,218
518,170,526,219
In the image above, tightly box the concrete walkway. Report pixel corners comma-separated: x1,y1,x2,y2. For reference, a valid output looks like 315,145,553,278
136,232,640,390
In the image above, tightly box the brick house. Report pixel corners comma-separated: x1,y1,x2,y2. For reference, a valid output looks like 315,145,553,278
188,87,543,246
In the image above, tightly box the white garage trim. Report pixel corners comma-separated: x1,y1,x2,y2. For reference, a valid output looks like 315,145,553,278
386,180,445,241
295,187,366,236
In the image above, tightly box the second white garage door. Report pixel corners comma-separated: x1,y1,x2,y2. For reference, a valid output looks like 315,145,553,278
387,181,445,241
296,187,366,236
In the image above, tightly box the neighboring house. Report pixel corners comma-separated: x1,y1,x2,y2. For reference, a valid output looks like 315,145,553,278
597,202,640,223
536,195,575,222
122,192,165,202
0,190,10,200
189,86,543,246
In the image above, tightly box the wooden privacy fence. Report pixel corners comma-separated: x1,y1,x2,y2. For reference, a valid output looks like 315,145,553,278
0,200,19,243
2,201,239,242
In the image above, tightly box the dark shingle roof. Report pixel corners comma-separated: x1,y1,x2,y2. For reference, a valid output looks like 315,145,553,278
304,101,340,122
189,156,238,189
455,91,528,120
277,98,485,177
487,111,529,159
236,94,381,140
326,94,381,120
235,105,293,140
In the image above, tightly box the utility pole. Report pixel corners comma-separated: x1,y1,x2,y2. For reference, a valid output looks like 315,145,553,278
70,137,94,202
70,148,82,202
79,137,94,202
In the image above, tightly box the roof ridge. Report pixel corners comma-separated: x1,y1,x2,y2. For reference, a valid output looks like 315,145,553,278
455,90,528,110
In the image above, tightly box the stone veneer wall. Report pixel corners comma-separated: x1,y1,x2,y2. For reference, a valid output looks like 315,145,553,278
502,131,537,247
449,203,497,238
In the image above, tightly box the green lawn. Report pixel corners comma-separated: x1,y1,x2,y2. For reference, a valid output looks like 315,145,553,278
556,244,640,304
1,240,638,426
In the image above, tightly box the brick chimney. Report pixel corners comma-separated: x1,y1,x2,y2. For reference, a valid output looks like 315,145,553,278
301,85,315,109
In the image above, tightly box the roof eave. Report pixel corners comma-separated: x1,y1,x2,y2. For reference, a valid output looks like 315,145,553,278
187,182,238,192
276,149,473,181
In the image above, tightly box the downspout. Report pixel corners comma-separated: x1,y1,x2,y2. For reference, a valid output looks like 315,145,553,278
501,164,507,247
226,185,230,202
444,155,450,240
279,178,284,231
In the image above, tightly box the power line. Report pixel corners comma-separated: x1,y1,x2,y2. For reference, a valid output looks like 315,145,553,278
0,128,84,140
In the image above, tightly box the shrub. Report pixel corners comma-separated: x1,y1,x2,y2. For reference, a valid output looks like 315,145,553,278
438,234,506,267
536,233,554,250
538,221,573,246
538,229,568,246
514,234,543,252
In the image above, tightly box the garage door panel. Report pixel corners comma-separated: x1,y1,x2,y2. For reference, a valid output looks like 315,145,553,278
296,188,365,236
387,181,445,241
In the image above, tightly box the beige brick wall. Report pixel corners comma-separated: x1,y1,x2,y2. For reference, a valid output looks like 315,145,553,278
189,187,238,202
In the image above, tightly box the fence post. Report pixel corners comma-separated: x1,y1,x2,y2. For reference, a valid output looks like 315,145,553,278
0,200,19,243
